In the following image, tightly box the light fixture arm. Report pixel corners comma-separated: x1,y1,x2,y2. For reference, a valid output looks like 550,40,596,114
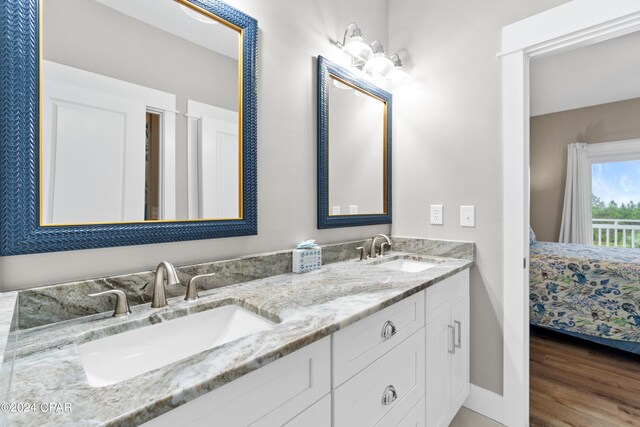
389,54,403,68
337,22,362,48
370,40,386,54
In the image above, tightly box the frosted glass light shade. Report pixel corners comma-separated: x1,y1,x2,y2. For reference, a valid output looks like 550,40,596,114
364,53,394,77
342,36,373,63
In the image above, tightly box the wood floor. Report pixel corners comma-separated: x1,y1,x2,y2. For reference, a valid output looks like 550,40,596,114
530,327,640,427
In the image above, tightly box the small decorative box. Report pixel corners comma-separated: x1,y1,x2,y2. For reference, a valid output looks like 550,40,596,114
292,247,322,273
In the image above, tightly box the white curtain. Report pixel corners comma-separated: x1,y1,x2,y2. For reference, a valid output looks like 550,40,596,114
559,142,592,244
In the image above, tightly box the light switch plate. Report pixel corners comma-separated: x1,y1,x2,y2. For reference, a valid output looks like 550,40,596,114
460,205,475,227
430,204,444,225
349,205,358,214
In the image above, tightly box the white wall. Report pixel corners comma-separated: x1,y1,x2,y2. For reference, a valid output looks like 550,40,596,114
388,0,569,395
531,30,640,117
0,0,390,290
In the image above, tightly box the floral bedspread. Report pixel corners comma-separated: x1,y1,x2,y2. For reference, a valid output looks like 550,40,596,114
529,242,640,342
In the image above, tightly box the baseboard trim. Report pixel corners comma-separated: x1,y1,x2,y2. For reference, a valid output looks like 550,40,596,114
463,384,504,425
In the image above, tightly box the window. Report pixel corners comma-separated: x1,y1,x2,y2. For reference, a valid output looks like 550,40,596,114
588,140,640,248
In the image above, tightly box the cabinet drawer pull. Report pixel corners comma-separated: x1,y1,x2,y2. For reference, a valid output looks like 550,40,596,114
381,320,397,339
381,385,398,405
448,325,456,354
454,320,462,349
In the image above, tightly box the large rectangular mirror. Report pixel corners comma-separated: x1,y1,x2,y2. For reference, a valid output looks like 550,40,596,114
0,0,257,254
317,56,392,228
42,0,241,224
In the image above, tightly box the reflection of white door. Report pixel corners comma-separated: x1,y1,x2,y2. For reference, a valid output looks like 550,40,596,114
187,100,239,219
42,61,176,224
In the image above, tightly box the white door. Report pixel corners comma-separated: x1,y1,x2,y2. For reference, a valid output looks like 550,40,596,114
425,310,451,427
42,61,176,224
187,100,240,219
450,295,470,416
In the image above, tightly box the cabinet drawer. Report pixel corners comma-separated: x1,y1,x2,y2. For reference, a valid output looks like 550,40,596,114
334,329,425,427
333,291,425,386
142,337,330,427
425,270,468,323
394,396,425,427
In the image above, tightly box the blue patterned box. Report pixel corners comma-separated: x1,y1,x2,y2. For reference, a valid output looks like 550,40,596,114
292,247,322,273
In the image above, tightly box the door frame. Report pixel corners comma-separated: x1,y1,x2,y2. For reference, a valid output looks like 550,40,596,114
500,1,640,425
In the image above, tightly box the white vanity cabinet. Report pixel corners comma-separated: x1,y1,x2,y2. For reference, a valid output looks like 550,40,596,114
425,270,470,427
144,269,470,427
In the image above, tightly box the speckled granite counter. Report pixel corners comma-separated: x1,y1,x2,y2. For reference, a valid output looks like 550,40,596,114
0,243,473,426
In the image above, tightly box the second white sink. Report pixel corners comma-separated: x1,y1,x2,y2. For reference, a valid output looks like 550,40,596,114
379,258,438,273
77,305,275,387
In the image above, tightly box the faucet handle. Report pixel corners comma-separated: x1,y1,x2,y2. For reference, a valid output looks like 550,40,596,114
380,242,390,256
88,290,131,318
184,273,216,301
356,246,367,261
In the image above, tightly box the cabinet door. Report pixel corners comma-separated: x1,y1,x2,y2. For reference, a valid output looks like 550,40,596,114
281,394,331,427
425,310,451,427
450,295,470,416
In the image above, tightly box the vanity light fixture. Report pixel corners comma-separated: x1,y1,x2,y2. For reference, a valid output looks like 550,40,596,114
387,54,409,83
336,22,374,64
363,41,394,77
335,24,409,82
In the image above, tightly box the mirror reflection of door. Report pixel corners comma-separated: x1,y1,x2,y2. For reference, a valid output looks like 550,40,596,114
40,0,241,225
328,76,387,216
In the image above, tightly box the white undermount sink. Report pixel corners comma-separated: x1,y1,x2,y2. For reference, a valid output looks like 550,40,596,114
77,305,275,387
379,258,439,273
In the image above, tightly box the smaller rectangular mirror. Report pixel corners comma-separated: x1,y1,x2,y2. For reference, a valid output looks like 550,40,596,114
317,56,392,228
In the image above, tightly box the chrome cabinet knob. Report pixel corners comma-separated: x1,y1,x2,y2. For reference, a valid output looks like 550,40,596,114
381,320,397,339
381,385,398,405
88,289,131,318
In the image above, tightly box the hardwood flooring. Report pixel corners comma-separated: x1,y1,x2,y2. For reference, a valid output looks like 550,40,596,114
530,326,640,427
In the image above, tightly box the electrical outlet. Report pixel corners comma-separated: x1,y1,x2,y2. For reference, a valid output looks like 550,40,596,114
349,205,358,214
460,205,475,227
332,206,341,215
430,204,444,225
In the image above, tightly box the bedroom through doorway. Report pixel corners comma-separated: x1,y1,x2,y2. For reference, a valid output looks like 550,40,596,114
528,29,640,426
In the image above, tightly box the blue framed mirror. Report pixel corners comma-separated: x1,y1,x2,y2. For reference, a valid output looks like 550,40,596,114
317,56,392,229
0,0,258,255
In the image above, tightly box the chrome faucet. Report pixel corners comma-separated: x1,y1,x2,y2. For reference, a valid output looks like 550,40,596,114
150,261,180,308
370,234,392,258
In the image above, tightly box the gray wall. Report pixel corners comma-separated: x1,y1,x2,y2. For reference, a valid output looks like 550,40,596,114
388,0,569,395
530,97,640,242
0,0,390,290
44,0,239,220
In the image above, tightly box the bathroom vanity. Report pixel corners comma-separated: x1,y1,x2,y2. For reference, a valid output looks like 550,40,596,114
0,238,473,427
144,270,468,427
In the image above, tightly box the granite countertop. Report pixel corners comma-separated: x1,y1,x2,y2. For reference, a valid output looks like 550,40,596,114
2,251,472,426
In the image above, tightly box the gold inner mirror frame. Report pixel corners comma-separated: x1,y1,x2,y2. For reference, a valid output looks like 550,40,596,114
327,74,388,217
38,0,244,226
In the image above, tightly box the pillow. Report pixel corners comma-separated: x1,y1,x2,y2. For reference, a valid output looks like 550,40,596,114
529,226,537,245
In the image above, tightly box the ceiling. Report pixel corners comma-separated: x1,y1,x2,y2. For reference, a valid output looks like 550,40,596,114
530,30,640,117
96,0,239,60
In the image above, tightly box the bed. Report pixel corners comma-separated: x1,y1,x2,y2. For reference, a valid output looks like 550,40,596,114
529,241,640,354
